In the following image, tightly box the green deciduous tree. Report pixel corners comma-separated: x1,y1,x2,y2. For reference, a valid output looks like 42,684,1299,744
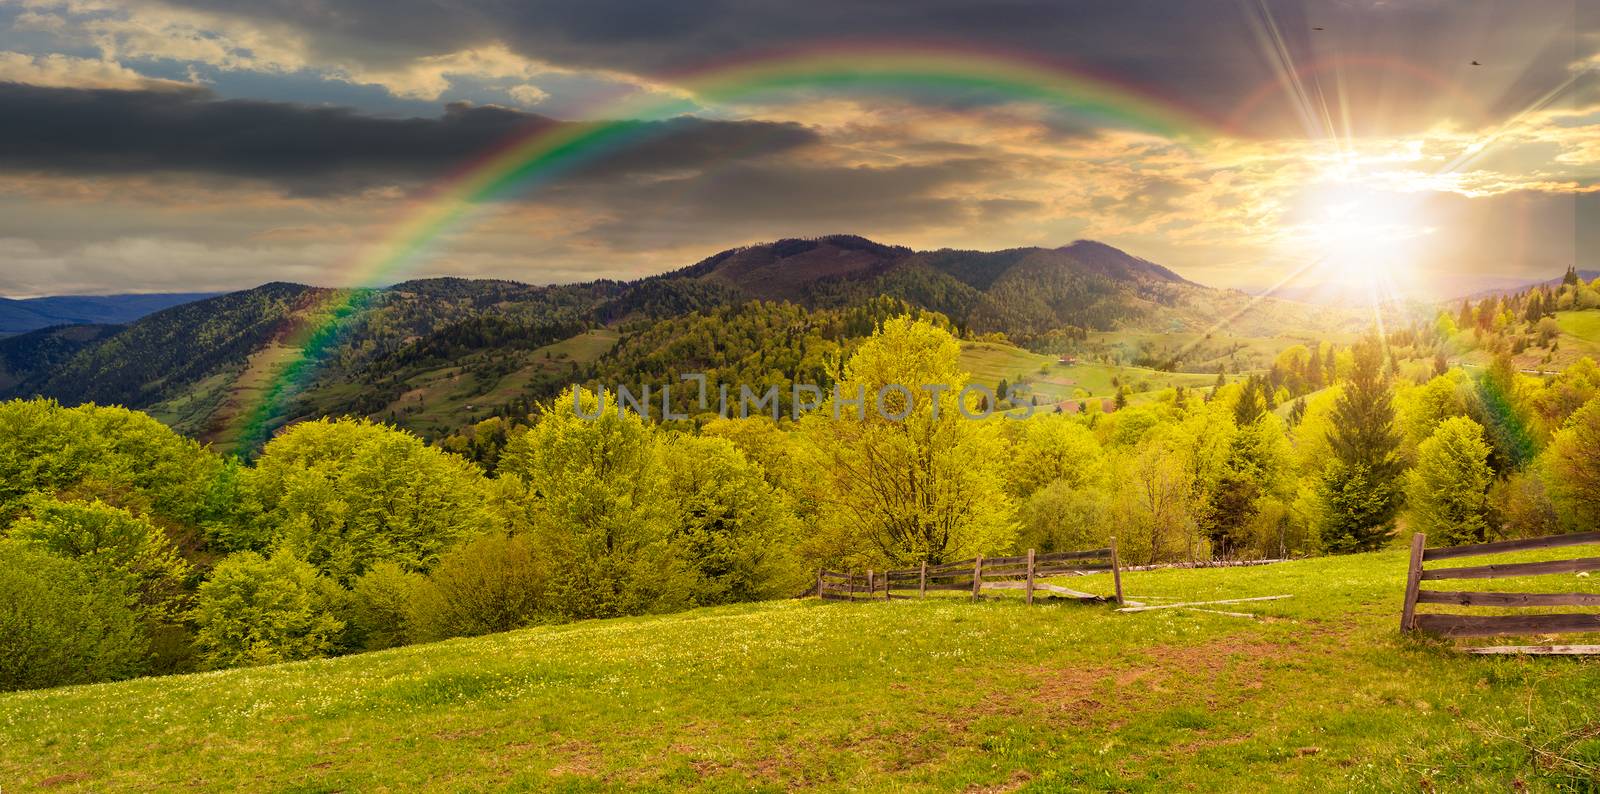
242,418,497,583
500,388,692,620
6,496,191,621
191,550,346,669
802,316,1016,566
1547,397,1600,530
1406,417,1494,546
0,400,222,527
0,542,147,692
661,434,806,604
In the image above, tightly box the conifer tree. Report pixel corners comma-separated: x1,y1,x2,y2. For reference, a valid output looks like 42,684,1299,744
1318,335,1404,552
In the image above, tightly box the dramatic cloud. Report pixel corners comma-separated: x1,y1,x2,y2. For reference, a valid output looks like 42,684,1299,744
0,0,1595,296
0,83,820,195
23,0,1587,135
0,50,186,89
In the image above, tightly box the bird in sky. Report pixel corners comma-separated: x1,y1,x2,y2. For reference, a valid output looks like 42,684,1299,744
1313,26,1324,30
1471,60,1482,65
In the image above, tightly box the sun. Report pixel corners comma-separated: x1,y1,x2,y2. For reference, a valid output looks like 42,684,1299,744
1287,178,1437,300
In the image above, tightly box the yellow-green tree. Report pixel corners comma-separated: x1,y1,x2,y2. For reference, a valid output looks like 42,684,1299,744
1548,397,1600,530
499,388,692,619
191,550,346,669
6,496,190,622
802,316,1016,566
1406,417,1494,546
241,418,497,583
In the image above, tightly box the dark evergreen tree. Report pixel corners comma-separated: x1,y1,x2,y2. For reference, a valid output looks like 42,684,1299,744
1318,335,1404,553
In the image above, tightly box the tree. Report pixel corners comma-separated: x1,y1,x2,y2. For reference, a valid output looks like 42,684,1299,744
191,550,346,669
0,400,222,527
1406,417,1494,546
6,496,190,622
661,435,805,604
499,388,692,620
0,542,146,692
1232,375,1265,426
1547,397,1600,530
242,418,497,583
803,316,1016,566
1318,336,1404,552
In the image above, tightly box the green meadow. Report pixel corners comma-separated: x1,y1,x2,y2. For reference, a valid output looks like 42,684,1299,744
959,341,1219,406
5,547,1598,793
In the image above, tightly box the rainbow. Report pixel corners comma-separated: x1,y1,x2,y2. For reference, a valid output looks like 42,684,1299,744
230,43,1224,450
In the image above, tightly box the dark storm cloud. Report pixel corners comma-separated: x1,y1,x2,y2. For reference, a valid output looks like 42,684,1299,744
0,83,820,195
151,0,1595,136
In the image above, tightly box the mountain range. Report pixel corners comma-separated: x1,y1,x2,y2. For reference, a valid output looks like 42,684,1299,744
0,292,219,336
0,237,1365,450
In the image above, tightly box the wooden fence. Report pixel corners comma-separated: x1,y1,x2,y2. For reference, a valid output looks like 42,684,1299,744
818,543,1123,606
1401,530,1600,652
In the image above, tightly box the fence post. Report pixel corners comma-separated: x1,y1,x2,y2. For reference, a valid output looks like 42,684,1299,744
1025,548,1036,606
971,554,984,601
919,560,927,598
816,569,823,599
867,569,874,602
1110,537,1124,605
1401,532,1426,632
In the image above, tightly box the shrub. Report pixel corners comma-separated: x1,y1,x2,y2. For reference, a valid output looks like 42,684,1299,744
411,533,551,640
0,542,146,691
348,562,429,651
192,550,346,669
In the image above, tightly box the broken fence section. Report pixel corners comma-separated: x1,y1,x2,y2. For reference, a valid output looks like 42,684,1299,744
817,542,1123,605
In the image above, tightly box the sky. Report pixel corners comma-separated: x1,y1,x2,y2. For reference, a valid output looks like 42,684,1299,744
0,0,1596,300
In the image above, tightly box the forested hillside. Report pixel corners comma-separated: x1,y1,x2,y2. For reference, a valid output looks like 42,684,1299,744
0,237,1372,448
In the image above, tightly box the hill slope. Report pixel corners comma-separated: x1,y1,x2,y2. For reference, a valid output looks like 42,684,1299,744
3,548,1596,792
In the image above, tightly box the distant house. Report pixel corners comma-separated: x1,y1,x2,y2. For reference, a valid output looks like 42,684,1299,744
1057,355,1078,366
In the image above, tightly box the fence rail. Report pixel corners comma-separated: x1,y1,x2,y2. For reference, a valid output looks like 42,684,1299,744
1401,531,1600,650
817,542,1123,606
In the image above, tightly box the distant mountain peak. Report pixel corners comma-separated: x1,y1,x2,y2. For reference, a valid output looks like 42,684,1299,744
1053,240,1195,286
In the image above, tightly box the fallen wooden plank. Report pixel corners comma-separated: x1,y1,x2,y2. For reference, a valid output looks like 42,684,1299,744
1422,531,1600,562
1115,595,1293,613
1118,559,1289,572
1183,608,1260,619
1464,644,1600,655
983,581,1097,598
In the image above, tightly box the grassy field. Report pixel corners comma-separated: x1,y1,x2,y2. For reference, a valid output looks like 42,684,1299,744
5,547,1600,792
960,341,1219,407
